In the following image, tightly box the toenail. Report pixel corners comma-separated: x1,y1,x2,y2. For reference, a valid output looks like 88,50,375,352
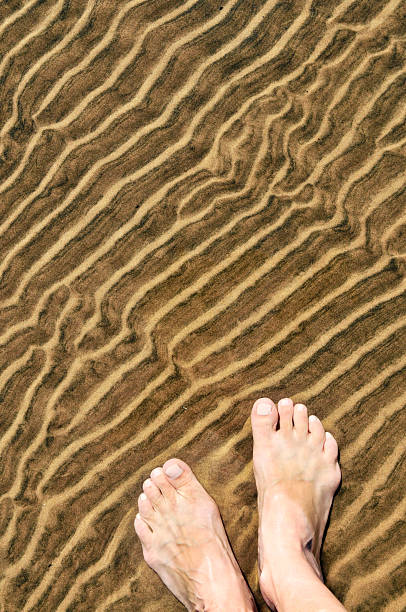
257,401,271,415
151,468,163,478
144,479,152,487
164,463,184,479
296,404,306,411
135,513,140,520
309,415,318,422
279,397,293,406
140,493,147,501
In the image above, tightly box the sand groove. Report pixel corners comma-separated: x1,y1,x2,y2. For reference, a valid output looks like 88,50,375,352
0,0,405,610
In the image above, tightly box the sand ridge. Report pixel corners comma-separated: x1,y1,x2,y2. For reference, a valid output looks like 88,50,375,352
0,0,405,609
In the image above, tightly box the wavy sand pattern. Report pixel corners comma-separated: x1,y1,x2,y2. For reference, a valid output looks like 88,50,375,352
0,0,405,610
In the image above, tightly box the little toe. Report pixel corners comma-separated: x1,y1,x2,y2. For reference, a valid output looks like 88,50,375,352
278,398,294,432
138,492,155,521
143,478,163,506
251,397,278,446
324,431,339,462
134,513,153,548
308,415,325,446
150,467,175,499
293,403,308,436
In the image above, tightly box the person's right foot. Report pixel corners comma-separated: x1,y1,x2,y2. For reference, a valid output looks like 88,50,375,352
250,397,341,609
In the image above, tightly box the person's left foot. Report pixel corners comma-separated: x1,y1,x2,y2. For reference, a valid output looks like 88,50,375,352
134,458,257,612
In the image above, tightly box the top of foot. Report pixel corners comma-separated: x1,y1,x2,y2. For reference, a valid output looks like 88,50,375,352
134,458,257,612
250,396,341,598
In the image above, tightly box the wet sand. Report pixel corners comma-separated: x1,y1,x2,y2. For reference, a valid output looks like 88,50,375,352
0,0,405,610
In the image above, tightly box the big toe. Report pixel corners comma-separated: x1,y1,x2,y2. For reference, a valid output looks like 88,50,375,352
163,458,200,491
251,397,278,448
323,431,339,462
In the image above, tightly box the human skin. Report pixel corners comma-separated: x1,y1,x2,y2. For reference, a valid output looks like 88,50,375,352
134,396,345,611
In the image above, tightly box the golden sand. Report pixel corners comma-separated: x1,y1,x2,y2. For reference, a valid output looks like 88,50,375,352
0,0,405,609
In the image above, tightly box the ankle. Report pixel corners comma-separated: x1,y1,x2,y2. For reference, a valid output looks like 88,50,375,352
259,544,323,609
260,489,318,546
201,594,257,612
202,575,257,612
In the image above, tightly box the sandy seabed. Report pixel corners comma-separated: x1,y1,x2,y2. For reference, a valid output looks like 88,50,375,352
0,0,405,610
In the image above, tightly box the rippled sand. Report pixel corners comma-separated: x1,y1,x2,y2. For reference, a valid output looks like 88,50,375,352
0,1,405,610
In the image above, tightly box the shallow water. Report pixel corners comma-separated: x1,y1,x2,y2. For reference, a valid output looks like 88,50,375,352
0,0,405,609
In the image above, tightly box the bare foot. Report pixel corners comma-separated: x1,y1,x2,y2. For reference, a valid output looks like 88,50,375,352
250,397,341,609
134,458,257,612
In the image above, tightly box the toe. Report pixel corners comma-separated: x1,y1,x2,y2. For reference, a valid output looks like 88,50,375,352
308,415,325,446
143,478,163,507
324,431,339,462
150,467,176,500
162,458,201,492
293,403,308,436
251,397,278,446
278,398,294,432
134,513,153,548
138,492,155,520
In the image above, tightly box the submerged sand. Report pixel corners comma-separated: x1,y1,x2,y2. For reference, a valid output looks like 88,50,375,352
0,0,405,609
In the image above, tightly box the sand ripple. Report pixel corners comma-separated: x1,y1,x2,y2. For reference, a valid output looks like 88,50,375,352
0,0,405,609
